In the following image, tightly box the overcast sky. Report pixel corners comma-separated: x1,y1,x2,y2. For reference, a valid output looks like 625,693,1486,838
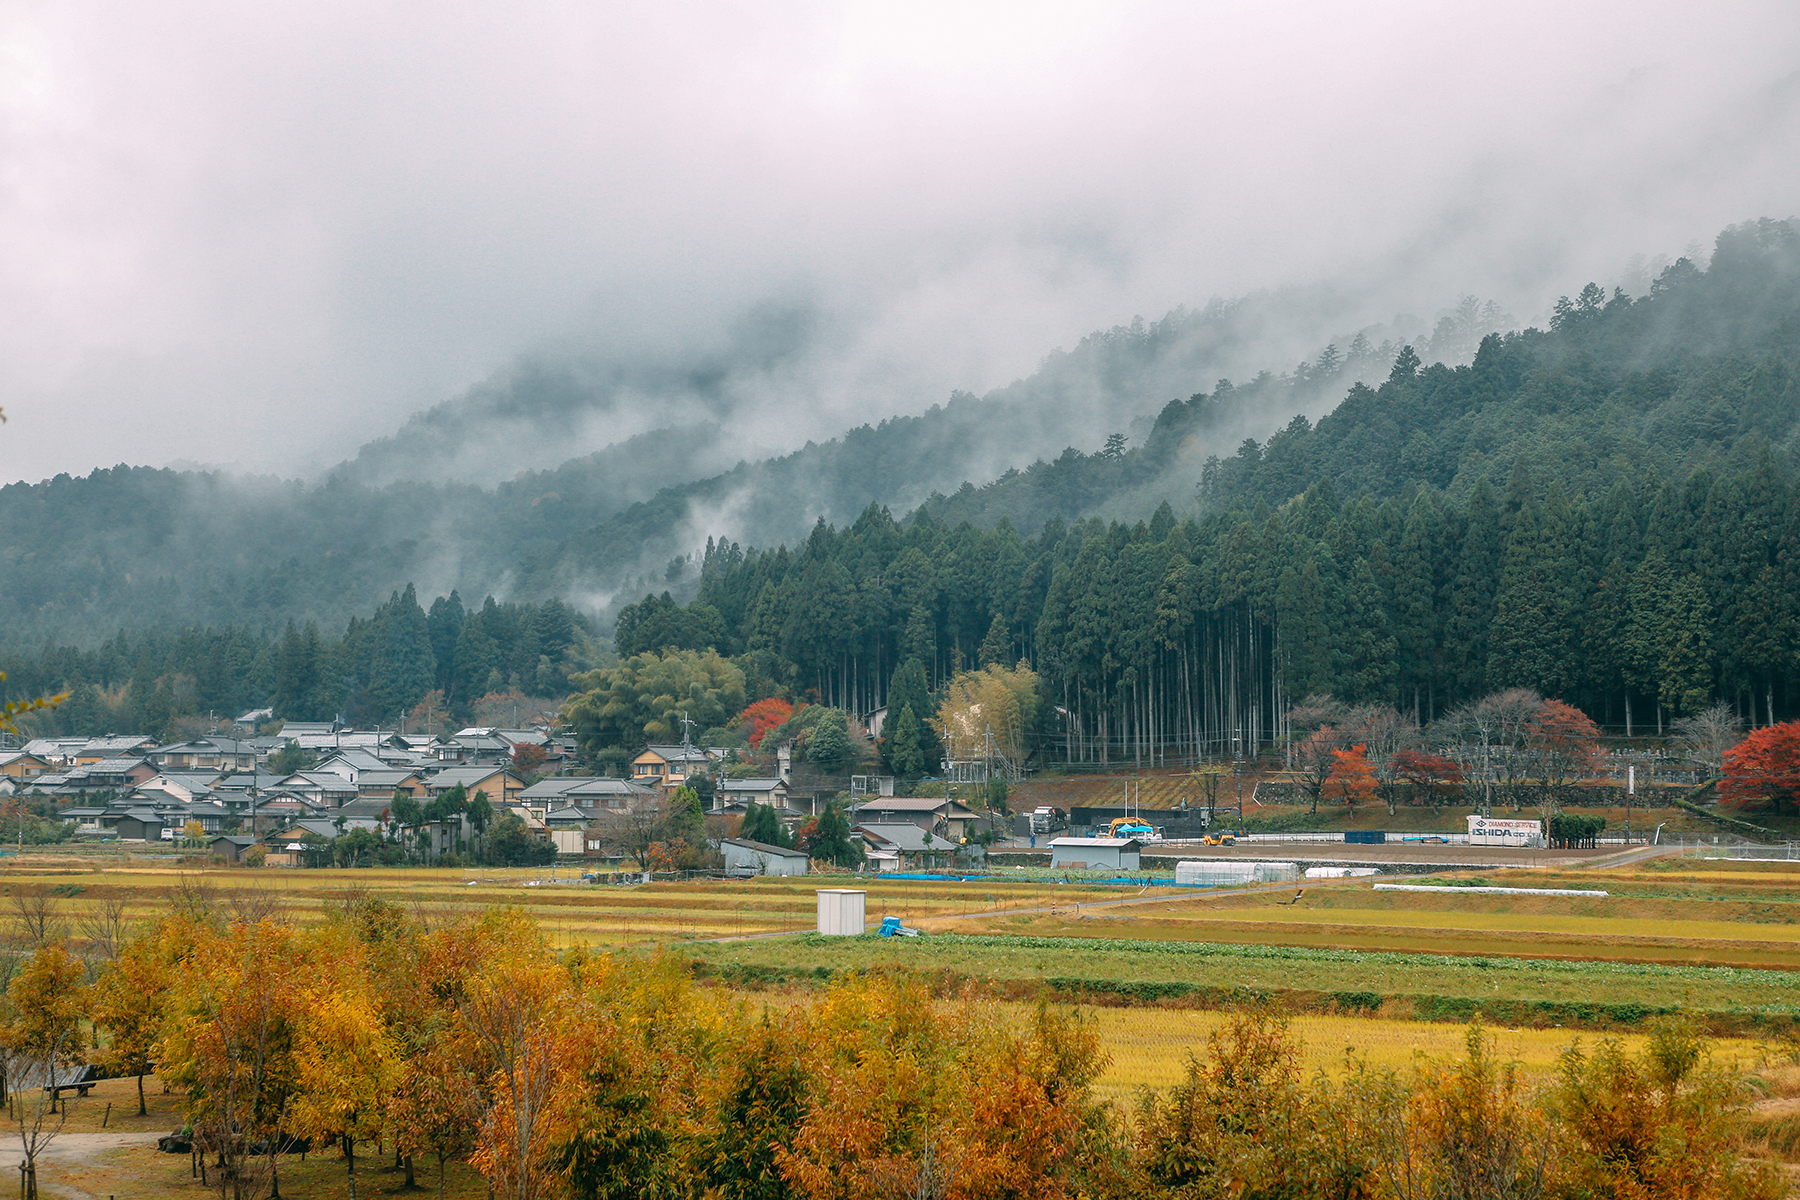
2,1,1797,484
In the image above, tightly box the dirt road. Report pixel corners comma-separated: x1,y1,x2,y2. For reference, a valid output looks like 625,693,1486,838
23,1132,162,1200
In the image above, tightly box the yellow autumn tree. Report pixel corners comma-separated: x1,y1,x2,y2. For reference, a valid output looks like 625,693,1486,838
550,952,733,1200
158,917,305,1200
459,918,577,1200
91,933,173,1116
3,941,90,1199
290,925,400,1200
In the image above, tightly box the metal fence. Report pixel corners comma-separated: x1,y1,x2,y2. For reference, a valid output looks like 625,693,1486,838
1667,838,1800,860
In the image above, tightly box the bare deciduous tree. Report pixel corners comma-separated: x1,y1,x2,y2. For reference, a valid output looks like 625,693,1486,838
1343,704,1418,814
1672,702,1744,779
592,795,666,869
225,887,286,928
76,895,132,963
1437,688,1546,813
9,892,63,950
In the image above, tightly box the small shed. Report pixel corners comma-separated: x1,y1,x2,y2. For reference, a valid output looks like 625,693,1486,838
112,811,165,842
816,889,866,936
209,835,259,863
721,838,810,877
1048,836,1141,871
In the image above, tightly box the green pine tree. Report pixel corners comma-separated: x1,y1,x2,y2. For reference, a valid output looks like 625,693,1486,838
976,612,1011,668
884,659,940,772
885,704,926,778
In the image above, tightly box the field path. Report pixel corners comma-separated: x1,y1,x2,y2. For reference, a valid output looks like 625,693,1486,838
29,1132,162,1200
1576,844,1685,870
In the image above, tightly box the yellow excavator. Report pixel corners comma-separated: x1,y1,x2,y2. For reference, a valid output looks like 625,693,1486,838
1105,815,1163,842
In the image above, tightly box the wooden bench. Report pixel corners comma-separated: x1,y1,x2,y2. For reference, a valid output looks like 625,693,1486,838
42,1064,98,1099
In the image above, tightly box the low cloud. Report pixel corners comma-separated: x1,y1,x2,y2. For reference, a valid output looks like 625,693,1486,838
1,1,1796,485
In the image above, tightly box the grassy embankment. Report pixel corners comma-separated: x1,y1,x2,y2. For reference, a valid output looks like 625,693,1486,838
1008,768,1800,837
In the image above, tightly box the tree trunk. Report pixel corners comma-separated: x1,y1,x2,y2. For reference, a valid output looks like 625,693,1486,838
404,1154,415,1189
137,1071,146,1116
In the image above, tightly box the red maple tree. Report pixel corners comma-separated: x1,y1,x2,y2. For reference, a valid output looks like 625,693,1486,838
1721,722,1800,816
737,698,796,749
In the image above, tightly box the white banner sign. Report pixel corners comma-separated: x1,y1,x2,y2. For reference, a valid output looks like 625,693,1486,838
1466,816,1542,846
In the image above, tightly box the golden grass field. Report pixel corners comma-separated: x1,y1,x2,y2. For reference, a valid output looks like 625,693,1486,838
0,856,1162,948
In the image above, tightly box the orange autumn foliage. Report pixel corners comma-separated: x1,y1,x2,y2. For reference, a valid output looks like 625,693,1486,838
738,697,796,749
1722,721,1800,816
1325,743,1378,806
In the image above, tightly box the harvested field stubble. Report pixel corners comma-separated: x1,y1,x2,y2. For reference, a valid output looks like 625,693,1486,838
0,863,1148,948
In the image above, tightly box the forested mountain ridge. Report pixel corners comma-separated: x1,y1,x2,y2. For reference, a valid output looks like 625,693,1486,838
3,221,1796,746
0,277,1500,647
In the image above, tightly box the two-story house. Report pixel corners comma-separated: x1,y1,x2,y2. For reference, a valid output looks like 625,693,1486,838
630,745,716,791
424,766,525,809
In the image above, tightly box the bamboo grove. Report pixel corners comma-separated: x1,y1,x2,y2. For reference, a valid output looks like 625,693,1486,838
2,892,1785,1200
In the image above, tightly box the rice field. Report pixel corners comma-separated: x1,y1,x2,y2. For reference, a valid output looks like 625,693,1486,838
925,860,1800,969
0,858,1147,949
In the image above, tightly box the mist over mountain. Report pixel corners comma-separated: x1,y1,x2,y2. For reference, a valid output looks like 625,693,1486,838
5,218,1796,742
0,265,1519,646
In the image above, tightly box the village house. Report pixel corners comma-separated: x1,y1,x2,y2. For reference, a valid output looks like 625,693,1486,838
853,821,952,870
111,810,166,842
259,820,343,867
425,766,525,809
0,752,52,781
432,729,515,764
271,771,358,809
48,758,158,798
20,739,85,768
849,796,981,842
147,737,260,773
630,745,715,790
352,769,427,804
543,806,601,855
73,736,157,765
517,776,656,820
714,776,792,813
209,834,259,863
